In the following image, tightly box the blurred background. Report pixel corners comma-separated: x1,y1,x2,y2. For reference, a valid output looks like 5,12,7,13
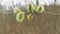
0,0,60,34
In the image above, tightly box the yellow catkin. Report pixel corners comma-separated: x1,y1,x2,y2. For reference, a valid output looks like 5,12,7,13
37,5,45,13
27,3,36,13
27,13,33,21
14,6,22,14
16,11,25,22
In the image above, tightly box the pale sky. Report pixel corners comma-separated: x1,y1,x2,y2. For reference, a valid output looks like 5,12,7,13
0,0,60,6
0,0,55,6
0,0,60,10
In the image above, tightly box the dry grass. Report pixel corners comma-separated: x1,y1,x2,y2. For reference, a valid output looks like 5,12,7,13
0,5,60,34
